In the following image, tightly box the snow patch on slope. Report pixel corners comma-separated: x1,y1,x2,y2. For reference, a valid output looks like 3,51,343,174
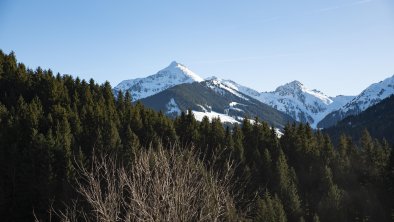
165,98,181,115
192,110,241,124
228,102,245,112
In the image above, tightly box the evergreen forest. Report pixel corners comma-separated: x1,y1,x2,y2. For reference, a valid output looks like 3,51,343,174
0,51,393,221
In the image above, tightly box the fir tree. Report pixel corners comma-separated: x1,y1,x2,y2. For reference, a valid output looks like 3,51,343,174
255,191,287,222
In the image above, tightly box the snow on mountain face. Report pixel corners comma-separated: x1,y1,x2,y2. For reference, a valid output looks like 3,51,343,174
328,95,356,113
318,75,394,128
204,77,251,100
201,78,353,128
114,60,393,129
199,74,394,129
216,78,261,98
165,98,181,116
257,81,353,128
343,75,394,112
114,62,341,128
114,61,203,100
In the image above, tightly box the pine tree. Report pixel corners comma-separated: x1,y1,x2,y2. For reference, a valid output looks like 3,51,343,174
386,147,394,221
360,129,390,181
121,124,140,165
318,166,344,222
130,102,143,136
209,117,225,155
275,149,302,220
232,124,244,163
261,148,273,185
361,129,373,154
53,116,73,181
255,191,287,222
116,90,125,120
224,126,234,149
175,110,199,146
198,116,211,153
321,134,335,166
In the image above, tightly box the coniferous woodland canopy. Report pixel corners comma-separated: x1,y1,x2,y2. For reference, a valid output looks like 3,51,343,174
0,50,393,221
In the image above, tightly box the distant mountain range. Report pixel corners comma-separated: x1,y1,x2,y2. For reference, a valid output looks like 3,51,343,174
210,78,355,128
114,61,394,128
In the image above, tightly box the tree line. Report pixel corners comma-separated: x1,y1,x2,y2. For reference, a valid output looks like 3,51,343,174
0,50,393,221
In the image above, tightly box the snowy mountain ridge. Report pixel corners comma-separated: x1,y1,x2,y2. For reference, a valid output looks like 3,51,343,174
114,61,203,100
204,77,251,101
258,81,354,128
318,75,394,128
204,78,354,128
114,61,393,129
343,75,394,112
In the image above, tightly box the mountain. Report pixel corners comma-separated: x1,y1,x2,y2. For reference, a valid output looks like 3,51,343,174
257,81,354,128
139,80,296,129
113,63,297,127
324,95,394,145
204,76,262,98
205,79,354,128
318,75,394,128
114,61,203,100
114,62,356,128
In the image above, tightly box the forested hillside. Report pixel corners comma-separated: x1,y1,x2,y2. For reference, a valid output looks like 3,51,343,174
325,95,394,145
139,81,295,128
0,51,393,221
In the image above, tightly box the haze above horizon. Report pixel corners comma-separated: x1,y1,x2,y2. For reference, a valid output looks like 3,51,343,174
1,0,393,96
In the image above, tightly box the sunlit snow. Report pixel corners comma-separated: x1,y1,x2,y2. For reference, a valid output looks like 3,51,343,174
114,61,203,100
165,98,181,115
192,110,241,124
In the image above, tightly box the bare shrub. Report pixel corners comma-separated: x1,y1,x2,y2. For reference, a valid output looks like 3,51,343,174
55,144,242,222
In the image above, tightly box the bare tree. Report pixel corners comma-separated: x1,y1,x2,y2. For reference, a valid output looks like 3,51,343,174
52,144,244,222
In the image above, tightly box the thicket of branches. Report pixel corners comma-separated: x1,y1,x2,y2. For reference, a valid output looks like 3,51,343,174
51,145,241,222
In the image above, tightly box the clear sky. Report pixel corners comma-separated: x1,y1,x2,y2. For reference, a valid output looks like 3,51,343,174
1,0,393,96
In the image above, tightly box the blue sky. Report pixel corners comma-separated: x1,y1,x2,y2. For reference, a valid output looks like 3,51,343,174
1,0,393,96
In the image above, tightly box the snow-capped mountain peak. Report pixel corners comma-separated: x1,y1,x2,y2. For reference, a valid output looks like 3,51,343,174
198,78,351,128
114,61,203,100
343,74,394,112
273,80,333,105
257,81,354,127
198,78,352,128
162,61,204,82
318,74,394,128
115,62,388,129
275,80,304,91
